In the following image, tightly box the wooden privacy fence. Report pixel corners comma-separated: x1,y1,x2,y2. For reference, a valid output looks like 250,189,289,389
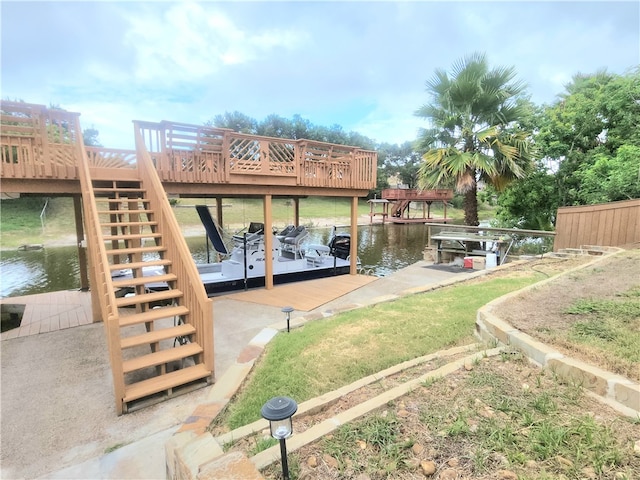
554,199,640,250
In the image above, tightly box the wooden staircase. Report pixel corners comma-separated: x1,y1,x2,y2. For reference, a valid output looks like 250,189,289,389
91,180,212,413
391,199,410,217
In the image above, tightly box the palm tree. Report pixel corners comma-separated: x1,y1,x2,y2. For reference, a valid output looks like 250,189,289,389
415,52,536,226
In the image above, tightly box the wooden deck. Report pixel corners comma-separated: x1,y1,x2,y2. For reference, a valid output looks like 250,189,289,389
1,290,93,341
223,274,378,311
1,275,379,340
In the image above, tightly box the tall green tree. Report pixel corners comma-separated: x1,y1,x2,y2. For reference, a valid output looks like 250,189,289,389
415,53,536,226
83,127,101,146
536,68,640,206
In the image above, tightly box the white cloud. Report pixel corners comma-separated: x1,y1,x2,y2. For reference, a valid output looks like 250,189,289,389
121,2,307,85
1,1,638,150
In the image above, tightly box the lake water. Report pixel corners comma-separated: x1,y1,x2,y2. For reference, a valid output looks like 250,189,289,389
0,223,434,299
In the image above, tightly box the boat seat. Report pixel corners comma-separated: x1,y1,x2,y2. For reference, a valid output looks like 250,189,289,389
232,231,263,246
247,222,264,234
275,224,296,241
305,244,330,265
282,226,308,245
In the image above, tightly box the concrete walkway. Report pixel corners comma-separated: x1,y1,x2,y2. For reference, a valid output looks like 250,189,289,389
1,261,475,479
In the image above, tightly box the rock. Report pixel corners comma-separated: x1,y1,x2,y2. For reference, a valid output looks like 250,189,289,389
556,455,573,467
438,468,458,480
447,457,459,467
634,439,640,456
322,454,339,469
419,460,436,476
525,460,537,468
397,409,410,418
355,474,371,480
581,466,597,479
306,456,318,468
464,363,474,371
357,440,367,450
498,470,518,480
411,443,424,456
491,453,508,465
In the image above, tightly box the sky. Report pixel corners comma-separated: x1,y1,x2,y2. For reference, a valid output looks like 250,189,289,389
2,1,639,150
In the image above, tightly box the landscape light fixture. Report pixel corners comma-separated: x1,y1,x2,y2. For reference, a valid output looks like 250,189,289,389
281,306,294,332
261,396,298,480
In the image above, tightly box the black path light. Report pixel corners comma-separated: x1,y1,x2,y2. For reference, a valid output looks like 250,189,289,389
281,306,294,332
261,396,298,480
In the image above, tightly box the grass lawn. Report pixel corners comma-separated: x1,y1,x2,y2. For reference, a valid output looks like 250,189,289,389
219,272,544,430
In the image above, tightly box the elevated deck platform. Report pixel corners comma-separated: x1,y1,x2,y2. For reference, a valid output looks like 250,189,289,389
369,188,454,224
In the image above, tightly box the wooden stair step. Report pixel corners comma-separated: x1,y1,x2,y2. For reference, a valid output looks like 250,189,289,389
123,364,211,403
122,342,203,373
119,305,189,327
96,197,148,202
112,273,177,289
120,323,196,349
93,186,145,192
105,246,166,255
102,221,157,228
97,209,154,215
116,289,183,308
109,259,172,272
103,233,162,241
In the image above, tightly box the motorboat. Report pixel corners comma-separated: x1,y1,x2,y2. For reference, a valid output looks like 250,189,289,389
112,206,354,296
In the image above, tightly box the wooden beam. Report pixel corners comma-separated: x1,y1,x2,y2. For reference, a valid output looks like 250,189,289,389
293,198,300,226
263,195,273,290
73,195,90,291
350,196,358,275
216,196,223,226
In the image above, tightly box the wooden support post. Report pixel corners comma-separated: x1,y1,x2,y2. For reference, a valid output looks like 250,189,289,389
73,195,90,291
293,198,300,226
350,196,358,275
264,194,274,289
216,196,223,227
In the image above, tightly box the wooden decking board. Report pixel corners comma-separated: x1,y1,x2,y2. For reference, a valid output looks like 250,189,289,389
122,342,202,373
120,323,196,349
115,289,183,308
123,364,211,403
111,273,177,289
223,274,378,311
118,305,189,327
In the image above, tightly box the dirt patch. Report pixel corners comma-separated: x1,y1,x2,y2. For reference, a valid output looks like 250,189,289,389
494,249,640,381
266,353,639,480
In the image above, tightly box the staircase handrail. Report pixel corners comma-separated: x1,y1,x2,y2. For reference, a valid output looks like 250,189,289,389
74,116,126,406
133,122,214,376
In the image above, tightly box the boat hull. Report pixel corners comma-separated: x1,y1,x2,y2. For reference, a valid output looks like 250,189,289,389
202,263,351,296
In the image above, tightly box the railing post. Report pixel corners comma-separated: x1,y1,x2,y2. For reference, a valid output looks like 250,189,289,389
222,131,231,182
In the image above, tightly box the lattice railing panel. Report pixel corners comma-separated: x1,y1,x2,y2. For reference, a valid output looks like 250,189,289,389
229,137,262,173
268,141,295,174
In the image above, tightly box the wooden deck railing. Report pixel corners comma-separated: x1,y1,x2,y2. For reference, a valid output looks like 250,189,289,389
134,127,215,375
2,101,377,191
1,101,81,179
74,115,126,407
135,120,377,189
382,188,453,201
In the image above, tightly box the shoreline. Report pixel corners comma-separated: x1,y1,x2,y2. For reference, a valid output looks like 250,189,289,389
1,215,388,251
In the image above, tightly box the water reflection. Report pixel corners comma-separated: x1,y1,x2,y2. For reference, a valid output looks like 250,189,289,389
0,223,433,298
